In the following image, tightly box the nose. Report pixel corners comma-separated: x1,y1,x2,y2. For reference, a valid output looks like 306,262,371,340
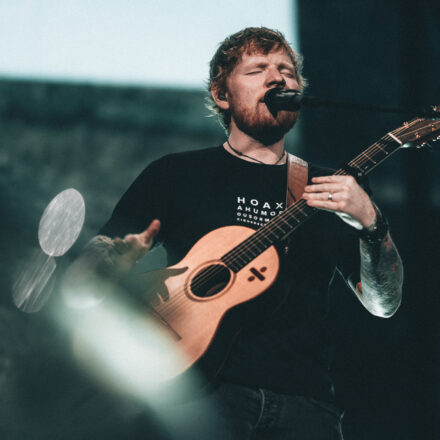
265,66,285,88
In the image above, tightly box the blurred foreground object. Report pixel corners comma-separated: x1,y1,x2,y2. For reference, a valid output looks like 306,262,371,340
38,188,85,257
12,189,85,312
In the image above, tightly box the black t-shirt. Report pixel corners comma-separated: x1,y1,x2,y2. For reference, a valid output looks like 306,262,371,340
100,146,361,402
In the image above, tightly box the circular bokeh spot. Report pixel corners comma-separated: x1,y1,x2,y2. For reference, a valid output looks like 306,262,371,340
38,188,85,257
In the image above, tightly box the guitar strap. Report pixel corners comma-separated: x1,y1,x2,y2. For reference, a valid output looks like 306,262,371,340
284,153,308,254
286,153,308,208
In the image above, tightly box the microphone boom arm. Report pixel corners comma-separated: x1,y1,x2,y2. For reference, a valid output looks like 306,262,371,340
264,89,440,119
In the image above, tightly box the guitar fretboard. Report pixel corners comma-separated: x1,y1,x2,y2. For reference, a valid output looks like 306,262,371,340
221,124,410,272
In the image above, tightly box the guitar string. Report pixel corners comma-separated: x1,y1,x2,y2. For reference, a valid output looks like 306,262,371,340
154,119,432,318
155,118,428,320
224,117,434,258
155,118,427,319
159,128,432,323
223,119,427,261
162,121,421,292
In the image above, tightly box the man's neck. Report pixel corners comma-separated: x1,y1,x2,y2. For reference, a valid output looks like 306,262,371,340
226,127,286,165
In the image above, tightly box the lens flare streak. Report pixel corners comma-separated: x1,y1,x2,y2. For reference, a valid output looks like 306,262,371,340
12,251,56,313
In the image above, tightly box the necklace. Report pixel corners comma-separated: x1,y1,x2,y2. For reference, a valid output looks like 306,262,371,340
226,140,286,165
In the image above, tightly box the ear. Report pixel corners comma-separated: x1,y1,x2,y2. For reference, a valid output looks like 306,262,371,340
211,88,230,110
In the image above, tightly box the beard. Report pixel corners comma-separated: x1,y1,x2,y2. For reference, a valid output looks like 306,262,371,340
229,96,298,145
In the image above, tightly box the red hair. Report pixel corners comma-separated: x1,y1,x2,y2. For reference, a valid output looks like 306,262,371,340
207,27,307,130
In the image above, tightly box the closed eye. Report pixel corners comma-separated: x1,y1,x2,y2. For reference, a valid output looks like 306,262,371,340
281,69,294,78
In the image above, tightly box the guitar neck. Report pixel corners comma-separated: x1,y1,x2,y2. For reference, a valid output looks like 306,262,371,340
221,122,413,272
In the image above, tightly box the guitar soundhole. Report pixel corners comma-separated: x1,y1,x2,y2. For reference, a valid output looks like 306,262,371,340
190,264,231,298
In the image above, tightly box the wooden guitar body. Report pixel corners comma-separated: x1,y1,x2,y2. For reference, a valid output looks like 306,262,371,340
134,225,279,381
129,112,440,388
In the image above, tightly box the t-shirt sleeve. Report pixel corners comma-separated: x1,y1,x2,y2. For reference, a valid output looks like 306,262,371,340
98,157,169,243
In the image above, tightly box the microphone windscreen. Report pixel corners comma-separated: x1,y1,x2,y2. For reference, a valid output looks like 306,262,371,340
264,89,303,113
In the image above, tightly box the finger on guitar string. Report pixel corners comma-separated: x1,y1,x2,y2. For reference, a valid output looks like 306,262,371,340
310,175,357,184
304,174,376,227
303,198,339,212
303,183,343,194
304,194,340,203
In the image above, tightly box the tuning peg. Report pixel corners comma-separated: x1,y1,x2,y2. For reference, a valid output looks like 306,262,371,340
428,105,440,118
402,141,434,151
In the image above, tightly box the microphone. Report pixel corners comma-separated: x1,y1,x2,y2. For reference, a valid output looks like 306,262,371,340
264,88,440,119
264,88,304,114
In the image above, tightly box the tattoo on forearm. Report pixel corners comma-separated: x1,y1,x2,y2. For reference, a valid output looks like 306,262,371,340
358,233,403,317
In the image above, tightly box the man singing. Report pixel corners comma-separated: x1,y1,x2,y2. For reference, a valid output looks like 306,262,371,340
69,27,403,439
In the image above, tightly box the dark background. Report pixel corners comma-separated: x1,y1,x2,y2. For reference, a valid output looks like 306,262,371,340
1,0,439,438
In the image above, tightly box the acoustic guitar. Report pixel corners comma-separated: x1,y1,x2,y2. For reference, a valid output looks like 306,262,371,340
130,112,440,386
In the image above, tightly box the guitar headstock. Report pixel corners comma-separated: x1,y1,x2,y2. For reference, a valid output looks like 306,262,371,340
394,106,440,149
